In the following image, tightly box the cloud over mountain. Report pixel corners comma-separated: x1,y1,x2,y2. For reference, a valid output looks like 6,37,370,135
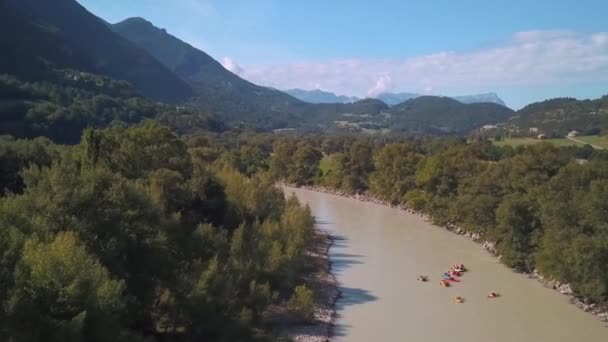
367,75,394,97
221,57,244,75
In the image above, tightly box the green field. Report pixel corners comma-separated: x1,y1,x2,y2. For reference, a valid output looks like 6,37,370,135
570,135,608,149
493,137,585,148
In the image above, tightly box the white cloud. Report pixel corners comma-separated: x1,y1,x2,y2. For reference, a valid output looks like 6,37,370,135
221,57,244,75
367,75,394,97
236,30,608,99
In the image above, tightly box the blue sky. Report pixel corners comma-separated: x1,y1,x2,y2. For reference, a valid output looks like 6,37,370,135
79,0,608,108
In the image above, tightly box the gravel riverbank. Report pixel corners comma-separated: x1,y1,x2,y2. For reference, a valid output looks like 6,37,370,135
283,229,341,342
285,184,608,323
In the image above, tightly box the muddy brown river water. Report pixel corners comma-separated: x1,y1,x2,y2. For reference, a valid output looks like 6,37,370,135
286,187,608,342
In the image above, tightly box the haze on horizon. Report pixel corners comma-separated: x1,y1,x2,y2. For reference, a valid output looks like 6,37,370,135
78,0,608,108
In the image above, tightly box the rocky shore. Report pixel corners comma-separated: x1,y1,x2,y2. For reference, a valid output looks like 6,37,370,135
287,184,608,323
284,229,341,342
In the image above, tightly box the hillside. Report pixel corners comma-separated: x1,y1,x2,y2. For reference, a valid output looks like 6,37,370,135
506,96,608,136
1,0,193,103
388,96,515,134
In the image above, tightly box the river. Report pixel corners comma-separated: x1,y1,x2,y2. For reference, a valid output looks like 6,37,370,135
286,187,608,342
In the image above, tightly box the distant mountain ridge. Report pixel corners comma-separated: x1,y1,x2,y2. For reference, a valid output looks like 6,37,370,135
285,89,507,107
284,88,359,104
452,92,506,106
376,92,421,105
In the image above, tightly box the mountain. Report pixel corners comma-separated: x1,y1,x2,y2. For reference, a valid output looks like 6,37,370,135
285,88,507,107
452,92,506,106
376,92,420,105
112,17,239,84
503,96,608,136
378,92,506,106
112,17,324,128
1,0,193,103
110,16,515,132
388,96,515,134
284,88,359,104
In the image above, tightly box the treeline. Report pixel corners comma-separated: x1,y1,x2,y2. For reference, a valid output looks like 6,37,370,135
268,135,608,305
0,123,317,341
0,73,223,144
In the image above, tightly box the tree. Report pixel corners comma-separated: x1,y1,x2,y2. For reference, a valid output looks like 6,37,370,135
369,143,420,203
6,232,125,342
287,285,315,322
493,195,538,270
287,143,322,185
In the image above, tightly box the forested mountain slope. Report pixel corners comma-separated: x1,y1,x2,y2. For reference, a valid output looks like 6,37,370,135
388,96,515,134
1,0,193,103
0,73,222,143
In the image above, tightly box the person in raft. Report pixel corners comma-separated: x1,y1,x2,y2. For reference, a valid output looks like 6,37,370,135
417,275,428,281
452,263,466,272
488,291,499,298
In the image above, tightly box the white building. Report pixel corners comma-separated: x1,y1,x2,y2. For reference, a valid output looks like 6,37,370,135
529,127,539,133
567,130,580,137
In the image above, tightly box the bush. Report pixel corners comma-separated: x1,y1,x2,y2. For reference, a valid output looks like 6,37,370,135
287,285,315,322
404,189,428,211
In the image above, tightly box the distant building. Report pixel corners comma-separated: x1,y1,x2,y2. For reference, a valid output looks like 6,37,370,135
272,128,296,134
576,159,589,165
529,127,539,133
537,134,547,140
482,124,498,130
567,130,580,137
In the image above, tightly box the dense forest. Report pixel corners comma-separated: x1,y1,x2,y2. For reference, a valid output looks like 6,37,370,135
0,123,322,341
265,134,608,306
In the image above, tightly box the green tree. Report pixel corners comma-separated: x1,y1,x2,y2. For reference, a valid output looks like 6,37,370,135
369,143,420,203
287,143,322,185
6,232,125,342
493,195,539,270
287,285,315,322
